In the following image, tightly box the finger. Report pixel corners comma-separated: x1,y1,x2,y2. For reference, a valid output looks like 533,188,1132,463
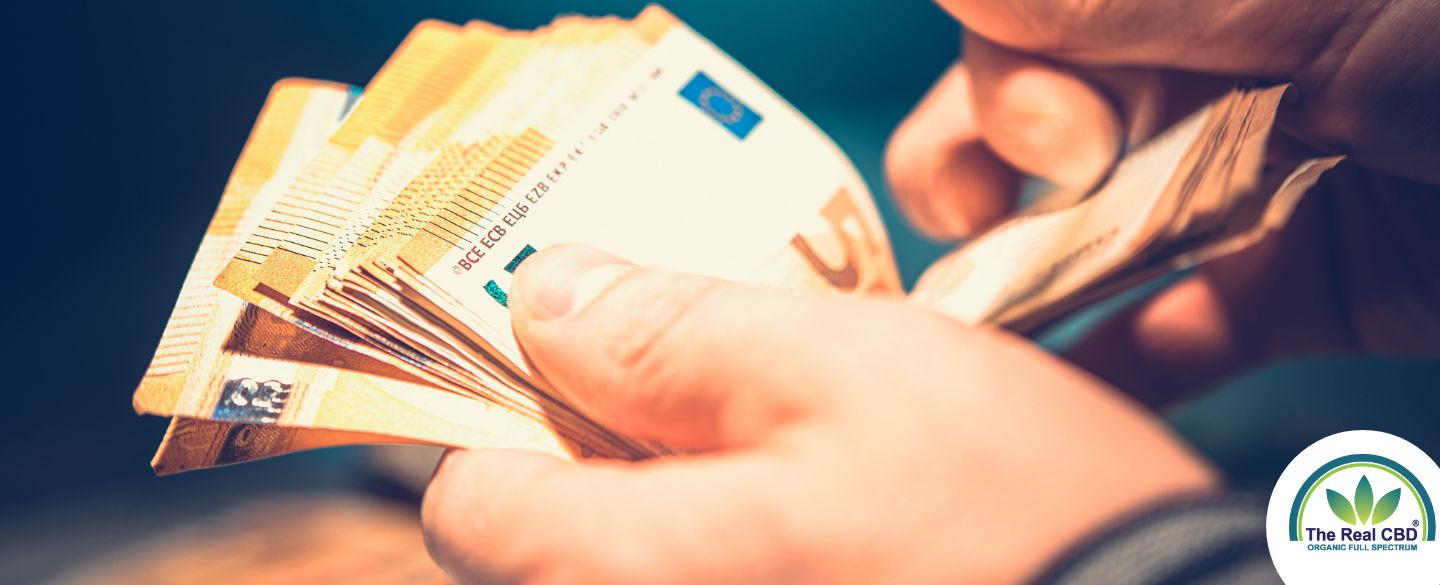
965,35,1232,191
933,0,1363,77
1063,182,1355,407
964,33,1124,190
510,244,855,451
885,62,1021,240
423,448,795,584
423,449,564,584
1062,272,1259,409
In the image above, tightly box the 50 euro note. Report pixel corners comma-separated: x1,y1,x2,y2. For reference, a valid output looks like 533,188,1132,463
136,79,573,474
219,9,899,462
295,13,700,448
275,16,635,310
278,7,899,458
288,8,899,401
211,19,466,315
143,8,1346,476
204,12,720,458
352,7,899,383
239,16,626,315
138,9,900,473
910,83,1345,331
136,77,356,417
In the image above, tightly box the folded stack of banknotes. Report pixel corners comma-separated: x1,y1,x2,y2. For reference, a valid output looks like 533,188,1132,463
134,5,1341,474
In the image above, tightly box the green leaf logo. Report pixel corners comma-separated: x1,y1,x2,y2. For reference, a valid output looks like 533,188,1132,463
1355,475,1374,524
1327,475,1403,526
1372,488,1403,525
1329,488,1358,525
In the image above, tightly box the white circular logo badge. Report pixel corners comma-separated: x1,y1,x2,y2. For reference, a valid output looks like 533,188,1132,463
1266,430,1440,584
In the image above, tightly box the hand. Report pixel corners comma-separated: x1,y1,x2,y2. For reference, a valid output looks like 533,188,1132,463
887,0,1440,407
423,245,1215,585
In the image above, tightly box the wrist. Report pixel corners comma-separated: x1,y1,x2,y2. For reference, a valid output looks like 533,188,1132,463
1030,494,1278,585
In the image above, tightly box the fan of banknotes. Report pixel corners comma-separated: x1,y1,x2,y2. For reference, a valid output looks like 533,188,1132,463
133,5,1341,474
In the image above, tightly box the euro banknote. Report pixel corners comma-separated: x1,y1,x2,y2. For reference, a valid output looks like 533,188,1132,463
134,5,1337,474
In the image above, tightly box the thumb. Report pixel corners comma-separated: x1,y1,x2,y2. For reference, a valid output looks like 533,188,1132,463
509,244,839,451
939,0,1364,77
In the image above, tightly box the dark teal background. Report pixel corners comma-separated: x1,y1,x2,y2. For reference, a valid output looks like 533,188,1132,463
3,1,1436,580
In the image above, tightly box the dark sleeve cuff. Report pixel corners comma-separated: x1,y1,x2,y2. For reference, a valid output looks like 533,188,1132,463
1031,494,1284,585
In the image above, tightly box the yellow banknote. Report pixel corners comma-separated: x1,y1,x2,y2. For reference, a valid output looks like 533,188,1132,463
138,6,1337,476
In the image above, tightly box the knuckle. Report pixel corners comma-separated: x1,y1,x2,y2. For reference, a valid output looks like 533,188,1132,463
1037,0,1105,53
885,139,959,235
421,489,533,585
420,488,466,575
992,0,1108,56
419,467,519,583
884,117,927,188
420,480,452,543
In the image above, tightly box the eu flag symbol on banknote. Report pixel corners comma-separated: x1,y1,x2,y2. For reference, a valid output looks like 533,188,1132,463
679,71,761,140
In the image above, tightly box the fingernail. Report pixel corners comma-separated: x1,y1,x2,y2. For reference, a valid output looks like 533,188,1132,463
512,245,633,321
